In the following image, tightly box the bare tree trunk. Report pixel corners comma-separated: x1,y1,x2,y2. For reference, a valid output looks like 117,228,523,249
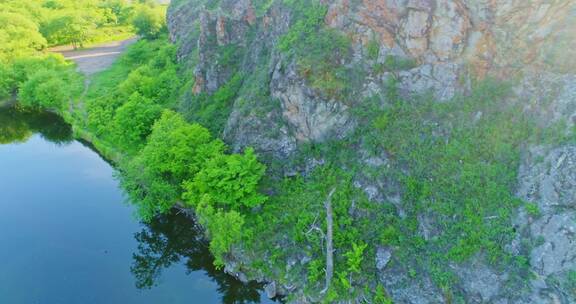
324,188,336,292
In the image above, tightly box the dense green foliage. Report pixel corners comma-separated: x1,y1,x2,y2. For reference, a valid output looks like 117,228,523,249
0,11,47,59
19,70,71,110
183,148,267,210
118,110,266,266
0,0,167,106
185,73,244,135
0,0,143,50
68,2,576,302
196,196,247,267
85,37,180,144
111,93,162,150
1,54,83,109
0,0,263,276
374,80,531,265
132,5,166,39
119,110,223,219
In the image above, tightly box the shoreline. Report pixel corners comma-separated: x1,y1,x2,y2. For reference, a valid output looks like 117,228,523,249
0,98,16,108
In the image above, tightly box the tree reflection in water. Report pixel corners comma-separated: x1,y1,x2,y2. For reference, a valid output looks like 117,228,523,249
131,209,270,304
0,106,73,145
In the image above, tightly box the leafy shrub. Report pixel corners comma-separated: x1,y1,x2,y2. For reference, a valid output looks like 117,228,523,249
11,55,71,87
344,242,367,274
367,39,380,60
307,259,324,284
132,5,166,39
0,11,47,59
41,13,96,49
87,95,124,136
371,80,533,269
111,92,162,151
196,195,246,268
116,43,179,102
373,284,393,304
525,202,541,218
119,154,181,220
183,148,267,210
278,2,327,51
139,110,222,182
86,38,179,141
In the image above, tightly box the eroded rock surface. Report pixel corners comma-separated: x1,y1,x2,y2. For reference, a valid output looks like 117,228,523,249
516,146,576,303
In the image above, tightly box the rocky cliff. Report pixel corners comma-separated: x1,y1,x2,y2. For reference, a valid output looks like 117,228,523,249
167,0,576,303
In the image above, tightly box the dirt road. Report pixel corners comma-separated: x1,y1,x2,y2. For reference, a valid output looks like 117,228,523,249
56,38,137,76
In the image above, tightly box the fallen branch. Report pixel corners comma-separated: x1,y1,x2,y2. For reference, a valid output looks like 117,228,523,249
322,188,336,294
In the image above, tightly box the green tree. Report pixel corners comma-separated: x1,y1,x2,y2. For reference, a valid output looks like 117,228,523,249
140,110,224,182
112,92,162,150
196,195,246,268
119,155,181,220
0,12,47,59
119,110,224,219
19,69,70,110
101,0,133,24
183,148,267,210
42,13,96,48
132,6,165,39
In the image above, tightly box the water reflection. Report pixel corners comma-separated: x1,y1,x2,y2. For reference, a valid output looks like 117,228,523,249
0,106,72,144
132,209,269,304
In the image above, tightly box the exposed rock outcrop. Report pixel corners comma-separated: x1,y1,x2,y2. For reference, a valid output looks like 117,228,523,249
515,145,576,304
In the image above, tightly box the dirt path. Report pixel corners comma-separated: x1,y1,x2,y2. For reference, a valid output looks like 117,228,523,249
53,38,137,118
55,38,137,76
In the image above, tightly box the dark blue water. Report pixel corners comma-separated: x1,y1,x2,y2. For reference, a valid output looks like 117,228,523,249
0,107,272,304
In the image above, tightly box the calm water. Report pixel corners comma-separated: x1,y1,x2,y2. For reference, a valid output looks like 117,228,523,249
0,107,273,304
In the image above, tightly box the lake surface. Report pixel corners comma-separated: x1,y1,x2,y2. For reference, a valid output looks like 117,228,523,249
0,107,273,304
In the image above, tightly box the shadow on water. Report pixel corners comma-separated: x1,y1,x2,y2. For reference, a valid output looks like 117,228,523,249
132,209,274,304
0,106,73,145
